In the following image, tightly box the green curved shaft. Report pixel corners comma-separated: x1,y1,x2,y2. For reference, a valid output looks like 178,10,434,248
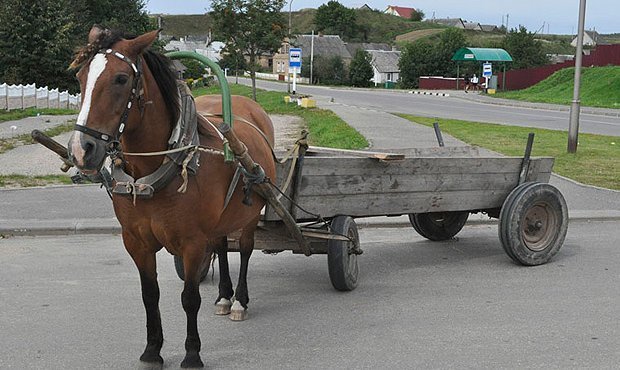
165,51,232,128
165,51,234,161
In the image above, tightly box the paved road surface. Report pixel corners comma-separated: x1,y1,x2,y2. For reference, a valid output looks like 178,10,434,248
1,220,619,369
235,78,620,137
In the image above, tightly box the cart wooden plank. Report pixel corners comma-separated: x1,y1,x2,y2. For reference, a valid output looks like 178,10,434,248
264,156,554,221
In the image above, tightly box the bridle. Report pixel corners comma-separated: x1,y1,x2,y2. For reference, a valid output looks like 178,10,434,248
73,48,144,157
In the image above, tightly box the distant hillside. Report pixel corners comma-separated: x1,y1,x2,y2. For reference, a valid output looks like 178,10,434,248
154,8,444,44
496,66,620,108
155,14,212,38
154,12,579,56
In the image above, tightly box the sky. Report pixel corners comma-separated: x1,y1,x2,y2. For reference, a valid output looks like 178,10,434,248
144,0,618,35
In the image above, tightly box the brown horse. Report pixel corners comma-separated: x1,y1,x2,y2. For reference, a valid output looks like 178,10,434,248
67,26,275,368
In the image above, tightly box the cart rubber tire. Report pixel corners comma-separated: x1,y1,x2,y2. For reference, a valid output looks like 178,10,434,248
408,211,469,241
327,216,360,291
498,182,568,266
498,182,537,261
174,255,210,282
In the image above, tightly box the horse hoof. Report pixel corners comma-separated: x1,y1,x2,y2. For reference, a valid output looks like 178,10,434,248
215,298,232,315
180,354,204,369
137,360,163,370
229,300,248,321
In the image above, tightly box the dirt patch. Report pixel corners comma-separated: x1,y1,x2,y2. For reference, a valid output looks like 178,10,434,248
270,114,306,150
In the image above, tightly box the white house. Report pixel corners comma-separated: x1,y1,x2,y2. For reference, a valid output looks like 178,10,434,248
571,30,600,47
164,38,225,62
368,50,401,86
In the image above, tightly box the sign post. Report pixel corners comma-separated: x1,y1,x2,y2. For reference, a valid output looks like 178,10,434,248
482,62,492,91
289,47,302,95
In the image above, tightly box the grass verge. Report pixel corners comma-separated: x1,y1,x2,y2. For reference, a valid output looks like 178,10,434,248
193,84,368,149
0,175,72,187
494,66,620,109
0,108,77,123
397,114,619,190
0,121,75,154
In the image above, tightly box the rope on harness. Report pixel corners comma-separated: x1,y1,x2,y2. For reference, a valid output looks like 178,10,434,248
239,163,266,206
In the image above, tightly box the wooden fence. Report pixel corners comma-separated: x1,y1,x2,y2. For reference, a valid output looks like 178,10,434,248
0,83,81,111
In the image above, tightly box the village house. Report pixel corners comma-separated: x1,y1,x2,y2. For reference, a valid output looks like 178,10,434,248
368,50,401,86
384,5,419,19
272,34,352,75
427,17,466,29
571,30,601,47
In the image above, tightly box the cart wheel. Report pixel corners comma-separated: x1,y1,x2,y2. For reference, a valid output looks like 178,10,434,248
327,216,360,291
499,182,568,266
498,182,537,261
408,211,469,241
174,255,210,282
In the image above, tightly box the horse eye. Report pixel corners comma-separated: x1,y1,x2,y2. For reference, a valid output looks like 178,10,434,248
115,75,129,85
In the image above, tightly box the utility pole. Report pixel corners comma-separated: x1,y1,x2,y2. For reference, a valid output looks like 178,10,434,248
287,0,294,94
505,14,509,33
310,30,314,85
568,0,587,153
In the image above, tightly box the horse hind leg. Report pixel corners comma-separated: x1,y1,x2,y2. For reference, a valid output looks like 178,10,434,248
180,246,208,368
213,236,233,316
230,218,259,321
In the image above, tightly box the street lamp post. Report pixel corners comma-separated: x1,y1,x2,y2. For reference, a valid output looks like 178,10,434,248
287,0,294,94
568,0,587,153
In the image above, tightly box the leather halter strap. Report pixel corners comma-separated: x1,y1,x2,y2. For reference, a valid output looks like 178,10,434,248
74,48,143,145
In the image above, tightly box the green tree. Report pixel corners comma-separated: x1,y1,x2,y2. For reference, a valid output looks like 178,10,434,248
0,0,77,91
218,47,248,78
70,0,152,40
502,26,549,69
314,1,357,40
410,9,424,22
349,49,373,87
313,55,347,85
183,59,206,79
210,0,286,101
434,28,466,76
0,0,152,92
398,28,465,88
398,41,435,88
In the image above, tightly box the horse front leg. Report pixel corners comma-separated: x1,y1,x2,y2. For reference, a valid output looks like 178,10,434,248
230,219,258,321
126,244,164,368
213,236,234,316
180,246,209,368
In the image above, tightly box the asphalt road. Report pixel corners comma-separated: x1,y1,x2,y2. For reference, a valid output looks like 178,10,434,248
1,220,619,369
235,78,620,137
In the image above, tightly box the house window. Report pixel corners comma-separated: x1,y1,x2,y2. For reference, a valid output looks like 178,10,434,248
387,72,393,82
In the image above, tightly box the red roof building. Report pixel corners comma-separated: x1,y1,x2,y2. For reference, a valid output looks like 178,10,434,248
385,5,417,19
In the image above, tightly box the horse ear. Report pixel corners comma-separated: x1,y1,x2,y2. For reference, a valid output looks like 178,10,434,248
88,25,106,44
129,29,161,54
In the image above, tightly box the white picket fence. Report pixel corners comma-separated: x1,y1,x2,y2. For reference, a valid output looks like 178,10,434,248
0,83,81,111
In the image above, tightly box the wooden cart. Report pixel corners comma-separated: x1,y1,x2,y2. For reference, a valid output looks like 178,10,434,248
174,139,569,292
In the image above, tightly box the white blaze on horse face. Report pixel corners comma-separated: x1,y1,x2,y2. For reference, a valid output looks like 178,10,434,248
71,54,108,163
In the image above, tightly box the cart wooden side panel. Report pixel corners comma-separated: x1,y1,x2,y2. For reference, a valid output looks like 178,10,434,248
264,156,554,221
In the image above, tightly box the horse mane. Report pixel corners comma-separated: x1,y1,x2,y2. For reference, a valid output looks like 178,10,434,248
70,27,180,125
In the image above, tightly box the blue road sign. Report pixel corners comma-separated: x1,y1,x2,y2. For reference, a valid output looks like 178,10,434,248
482,62,492,77
289,48,302,69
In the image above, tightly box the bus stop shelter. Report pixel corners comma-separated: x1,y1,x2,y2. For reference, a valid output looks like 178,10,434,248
451,47,513,90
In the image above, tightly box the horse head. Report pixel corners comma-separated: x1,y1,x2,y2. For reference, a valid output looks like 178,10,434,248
68,25,160,174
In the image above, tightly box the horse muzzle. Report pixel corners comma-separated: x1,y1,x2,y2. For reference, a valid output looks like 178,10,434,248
67,130,108,173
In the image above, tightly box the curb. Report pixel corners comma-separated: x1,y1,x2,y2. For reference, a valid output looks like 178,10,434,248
409,90,450,97
2,211,619,237
453,95,620,118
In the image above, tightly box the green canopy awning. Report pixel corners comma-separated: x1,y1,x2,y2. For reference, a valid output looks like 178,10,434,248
451,47,513,62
